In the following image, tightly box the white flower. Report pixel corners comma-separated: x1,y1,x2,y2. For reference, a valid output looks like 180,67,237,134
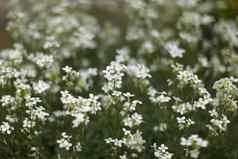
33,80,50,94
116,47,130,62
23,118,36,129
172,102,194,115
209,115,230,133
5,115,17,123
71,27,96,49
165,41,185,58
0,67,19,85
180,134,208,147
105,138,124,147
80,68,98,79
126,0,145,9
120,154,128,159
29,53,54,68
62,66,73,74
122,129,145,152
0,122,14,135
102,61,126,92
57,132,72,150
177,0,199,7
0,95,15,107
148,88,171,104
190,149,200,159
123,112,143,128
122,100,142,112
25,96,42,108
193,97,212,110
74,142,82,152
60,91,101,127
43,36,60,49
153,143,173,159
127,64,151,79
159,123,168,132
142,41,155,53
1,48,23,64
106,128,145,153
176,116,194,129
180,134,208,158
123,92,135,98
26,106,49,122
72,112,89,127
60,90,79,108
208,109,218,118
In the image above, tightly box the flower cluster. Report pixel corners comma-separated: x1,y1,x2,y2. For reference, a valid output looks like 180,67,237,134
0,122,14,135
102,61,126,93
1,0,238,158
153,143,173,159
180,134,208,158
57,132,73,151
60,91,101,127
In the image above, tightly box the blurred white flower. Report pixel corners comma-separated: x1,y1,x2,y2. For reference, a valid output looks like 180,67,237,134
165,41,185,58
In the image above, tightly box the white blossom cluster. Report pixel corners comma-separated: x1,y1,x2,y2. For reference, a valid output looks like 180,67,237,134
148,87,171,104
60,91,101,127
176,116,195,130
164,41,185,58
29,53,54,68
180,134,208,158
1,0,238,158
57,132,73,150
0,122,14,135
102,61,127,93
33,80,50,94
152,143,173,159
105,91,145,157
127,64,151,79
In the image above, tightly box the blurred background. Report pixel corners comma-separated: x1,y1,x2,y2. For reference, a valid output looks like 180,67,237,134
0,0,11,49
0,0,237,50
0,0,125,49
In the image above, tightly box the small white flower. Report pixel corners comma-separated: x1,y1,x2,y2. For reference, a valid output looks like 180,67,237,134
190,149,200,159
0,122,14,135
177,116,195,129
148,88,171,104
120,154,128,159
209,115,230,133
60,91,101,127
74,142,82,152
153,143,173,159
72,112,88,127
33,80,50,94
123,112,143,128
122,129,145,152
43,36,60,49
159,123,168,132
23,118,36,129
29,53,54,68
0,95,15,107
57,132,72,151
27,106,49,122
71,27,96,49
105,138,124,147
165,41,185,58
102,62,126,92
116,47,130,62
180,134,208,158
172,102,194,115
180,134,208,147
127,64,151,79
